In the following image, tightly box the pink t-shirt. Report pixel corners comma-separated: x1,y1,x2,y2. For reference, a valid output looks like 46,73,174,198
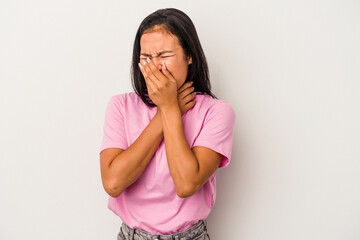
100,92,235,235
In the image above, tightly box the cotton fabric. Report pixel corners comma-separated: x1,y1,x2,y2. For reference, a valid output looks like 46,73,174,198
100,92,235,235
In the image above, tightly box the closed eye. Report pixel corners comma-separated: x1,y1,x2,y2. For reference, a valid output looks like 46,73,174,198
160,55,175,58
139,55,175,60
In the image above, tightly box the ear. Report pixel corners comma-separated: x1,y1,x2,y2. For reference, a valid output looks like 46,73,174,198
187,56,192,65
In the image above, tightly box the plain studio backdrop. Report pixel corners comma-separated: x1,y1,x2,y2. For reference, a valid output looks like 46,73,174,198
0,0,359,239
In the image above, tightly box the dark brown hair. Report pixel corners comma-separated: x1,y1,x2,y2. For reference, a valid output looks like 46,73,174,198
131,8,216,107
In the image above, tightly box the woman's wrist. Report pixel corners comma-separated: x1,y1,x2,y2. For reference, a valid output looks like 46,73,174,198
159,104,182,135
152,108,164,132
159,103,181,116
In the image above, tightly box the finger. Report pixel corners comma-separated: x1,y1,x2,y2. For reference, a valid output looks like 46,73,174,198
146,57,168,82
178,90,196,106
142,59,158,82
178,81,194,94
139,62,148,78
139,63,157,91
142,59,158,81
161,63,177,84
181,91,196,104
141,60,159,89
178,86,195,100
145,76,157,93
186,99,196,108
182,99,196,113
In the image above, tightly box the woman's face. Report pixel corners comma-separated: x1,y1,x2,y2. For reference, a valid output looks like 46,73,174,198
139,30,190,89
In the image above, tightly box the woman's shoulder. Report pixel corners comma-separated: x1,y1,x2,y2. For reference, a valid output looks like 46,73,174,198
110,92,139,101
193,93,236,125
106,92,152,113
108,92,144,105
194,93,234,112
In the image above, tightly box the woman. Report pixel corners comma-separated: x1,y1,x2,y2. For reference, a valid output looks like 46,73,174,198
100,8,235,240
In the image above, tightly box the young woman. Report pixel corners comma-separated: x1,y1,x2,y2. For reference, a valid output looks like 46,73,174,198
100,8,235,240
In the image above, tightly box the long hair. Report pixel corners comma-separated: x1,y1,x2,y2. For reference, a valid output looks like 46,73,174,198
131,8,216,107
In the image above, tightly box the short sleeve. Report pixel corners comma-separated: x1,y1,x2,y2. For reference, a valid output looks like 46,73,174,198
99,95,128,153
192,101,236,168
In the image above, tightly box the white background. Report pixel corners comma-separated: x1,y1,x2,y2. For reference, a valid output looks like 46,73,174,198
1,0,359,239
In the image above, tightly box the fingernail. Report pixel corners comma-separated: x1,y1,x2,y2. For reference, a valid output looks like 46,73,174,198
138,63,143,70
142,60,146,65
190,81,193,85
147,57,150,63
162,62,167,70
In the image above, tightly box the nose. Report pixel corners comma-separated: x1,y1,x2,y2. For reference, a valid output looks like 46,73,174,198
151,57,163,70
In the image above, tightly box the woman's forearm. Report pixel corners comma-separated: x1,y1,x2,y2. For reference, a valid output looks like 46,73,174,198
104,112,163,197
160,105,200,198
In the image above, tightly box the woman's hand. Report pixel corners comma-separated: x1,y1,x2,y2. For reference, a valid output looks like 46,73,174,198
139,58,178,111
155,81,196,118
177,81,196,115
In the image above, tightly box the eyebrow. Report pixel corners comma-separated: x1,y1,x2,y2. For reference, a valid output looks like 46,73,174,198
140,51,175,57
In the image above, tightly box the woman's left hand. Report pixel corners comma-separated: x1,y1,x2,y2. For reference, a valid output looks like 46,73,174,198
139,57,179,111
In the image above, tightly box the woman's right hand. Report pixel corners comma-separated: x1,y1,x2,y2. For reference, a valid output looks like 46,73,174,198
177,81,196,116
